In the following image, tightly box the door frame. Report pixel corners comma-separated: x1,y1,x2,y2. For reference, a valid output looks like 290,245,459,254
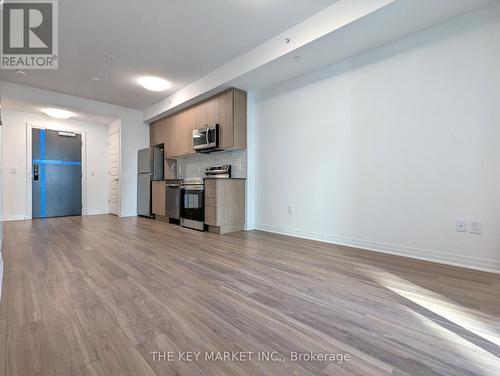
108,126,121,216
26,123,87,219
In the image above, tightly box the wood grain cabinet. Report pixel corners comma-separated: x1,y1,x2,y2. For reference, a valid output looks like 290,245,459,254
177,110,193,157
217,88,247,150
152,181,166,217
205,179,245,234
150,118,167,146
165,116,177,159
150,88,247,157
206,96,218,125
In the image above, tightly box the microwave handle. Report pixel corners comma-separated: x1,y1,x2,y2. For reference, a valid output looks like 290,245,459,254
205,128,210,145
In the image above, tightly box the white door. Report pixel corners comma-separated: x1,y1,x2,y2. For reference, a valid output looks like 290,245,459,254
108,130,120,215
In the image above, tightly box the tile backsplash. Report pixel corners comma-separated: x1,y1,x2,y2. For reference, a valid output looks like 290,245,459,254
177,150,247,179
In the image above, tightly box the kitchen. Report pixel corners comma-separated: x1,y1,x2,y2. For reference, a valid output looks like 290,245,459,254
138,88,247,234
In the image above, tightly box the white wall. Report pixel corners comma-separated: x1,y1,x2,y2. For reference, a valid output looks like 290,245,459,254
254,5,500,273
2,109,109,219
245,92,256,230
0,107,3,297
0,82,149,217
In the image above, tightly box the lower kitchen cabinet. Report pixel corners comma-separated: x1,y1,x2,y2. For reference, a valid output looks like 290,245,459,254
205,179,245,234
152,181,166,217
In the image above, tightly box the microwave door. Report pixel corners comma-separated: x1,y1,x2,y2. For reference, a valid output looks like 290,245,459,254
193,129,203,149
207,128,215,146
193,128,210,150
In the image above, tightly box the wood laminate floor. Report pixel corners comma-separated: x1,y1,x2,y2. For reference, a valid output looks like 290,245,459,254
0,215,499,376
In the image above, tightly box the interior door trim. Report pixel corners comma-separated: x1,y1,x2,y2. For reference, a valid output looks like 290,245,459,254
108,127,121,216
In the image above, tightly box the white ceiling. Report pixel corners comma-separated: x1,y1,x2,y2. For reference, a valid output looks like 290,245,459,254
231,0,497,92
1,97,118,125
0,0,337,110
143,0,496,122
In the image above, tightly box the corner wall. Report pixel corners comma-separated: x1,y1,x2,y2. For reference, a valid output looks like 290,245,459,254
2,109,109,219
0,82,149,218
253,5,500,272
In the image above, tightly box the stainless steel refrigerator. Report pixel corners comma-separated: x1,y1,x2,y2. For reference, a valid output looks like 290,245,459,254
137,147,164,217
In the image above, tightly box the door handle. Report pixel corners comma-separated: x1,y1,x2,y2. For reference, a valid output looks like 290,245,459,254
33,164,39,181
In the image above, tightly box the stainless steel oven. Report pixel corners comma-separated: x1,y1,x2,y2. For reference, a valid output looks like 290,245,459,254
180,178,205,231
192,124,219,151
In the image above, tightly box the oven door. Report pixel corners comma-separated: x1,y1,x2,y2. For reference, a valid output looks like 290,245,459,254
180,186,204,222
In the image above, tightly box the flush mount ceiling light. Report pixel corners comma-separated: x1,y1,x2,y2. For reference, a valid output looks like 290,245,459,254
138,76,171,92
41,108,76,119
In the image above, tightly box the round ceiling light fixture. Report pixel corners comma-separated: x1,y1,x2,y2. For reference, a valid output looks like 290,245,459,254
41,108,76,119
138,76,171,92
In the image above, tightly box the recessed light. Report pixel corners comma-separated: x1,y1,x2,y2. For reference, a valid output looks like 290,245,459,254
91,76,100,81
105,54,118,61
138,76,171,92
16,70,27,76
41,108,76,119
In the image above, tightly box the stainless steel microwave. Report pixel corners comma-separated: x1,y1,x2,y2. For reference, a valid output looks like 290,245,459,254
192,124,219,151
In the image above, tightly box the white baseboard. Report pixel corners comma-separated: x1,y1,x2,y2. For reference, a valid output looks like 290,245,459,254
245,223,256,231
119,213,138,218
84,210,109,216
2,215,28,222
254,224,500,274
4,212,110,220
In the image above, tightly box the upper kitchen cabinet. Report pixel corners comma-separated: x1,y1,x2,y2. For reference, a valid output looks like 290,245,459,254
189,102,207,130
218,88,247,150
177,110,194,157
206,96,218,125
152,88,247,157
165,115,178,159
150,117,167,146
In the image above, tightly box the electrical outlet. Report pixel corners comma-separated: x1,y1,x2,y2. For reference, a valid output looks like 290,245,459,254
456,219,467,233
288,205,295,215
470,221,482,235
11,167,17,175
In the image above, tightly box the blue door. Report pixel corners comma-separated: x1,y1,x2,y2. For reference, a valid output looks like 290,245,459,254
32,128,82,218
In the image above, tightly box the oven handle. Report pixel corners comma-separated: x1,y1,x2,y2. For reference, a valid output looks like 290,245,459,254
181,186,205,191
